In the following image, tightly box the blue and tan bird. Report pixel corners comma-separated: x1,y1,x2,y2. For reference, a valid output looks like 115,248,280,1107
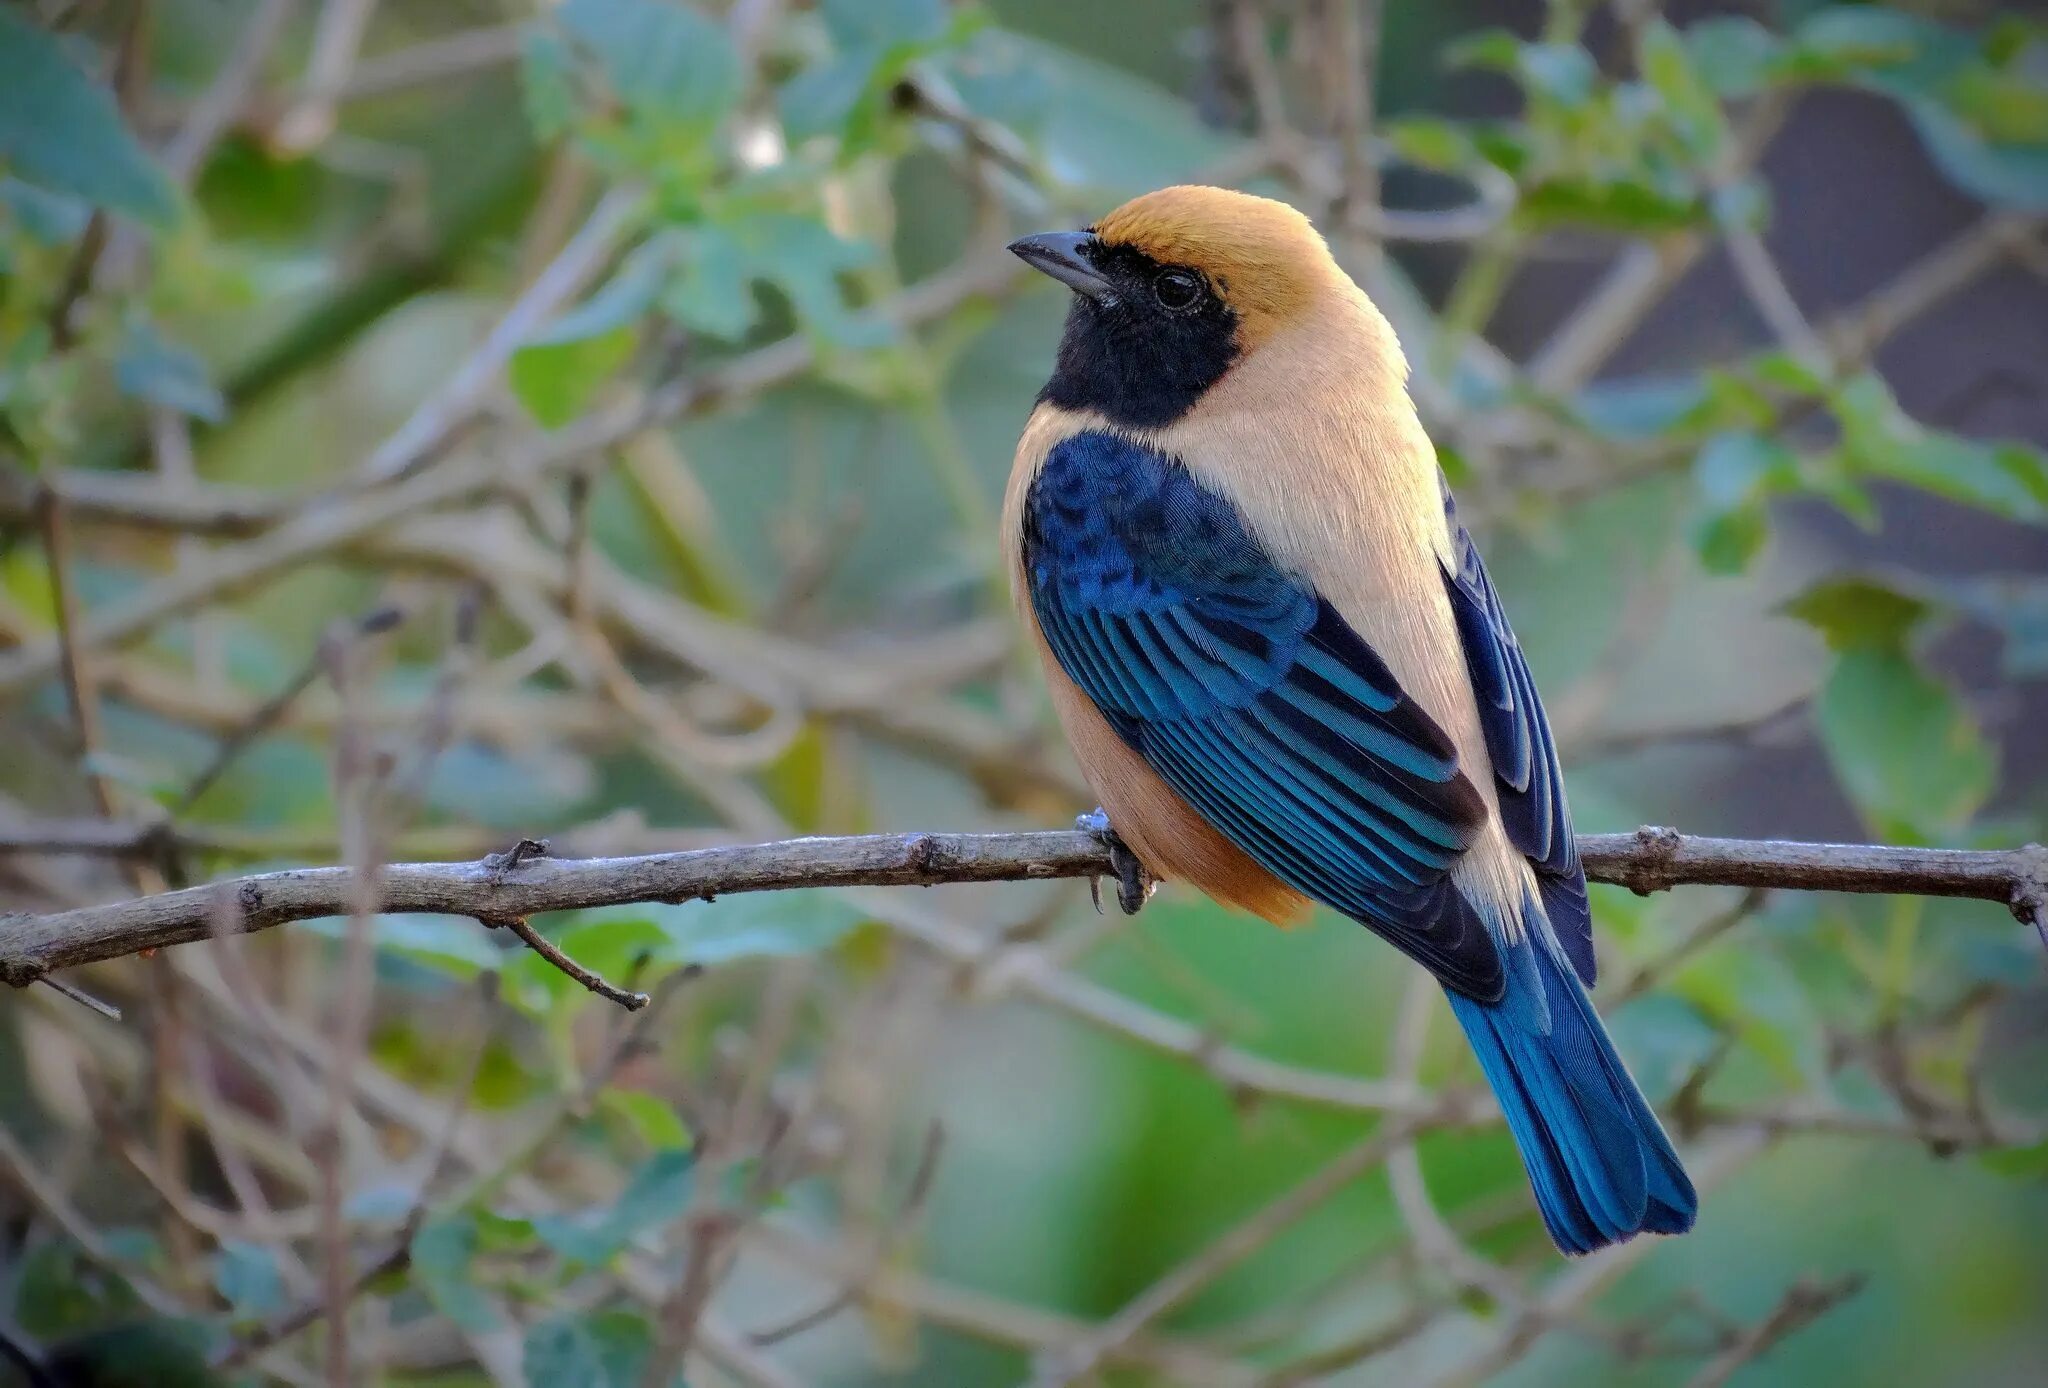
1004,186,1696,1254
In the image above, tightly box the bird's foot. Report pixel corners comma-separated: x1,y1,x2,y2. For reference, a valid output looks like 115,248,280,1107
1077,808,1155,916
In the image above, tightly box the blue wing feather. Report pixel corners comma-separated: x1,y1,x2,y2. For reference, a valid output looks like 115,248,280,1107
1024,430,1502,999
1438,477,1597,986
1025,431,1694,1251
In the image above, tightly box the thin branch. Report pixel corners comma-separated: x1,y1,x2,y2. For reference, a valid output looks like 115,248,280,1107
1611,889,1771,1004
490,913,649,1011
3,828,2042,990
1417,1134,1770,1388
273,0,381,154
1029,1103,1469,1388
162,0,298,183
355,183,645,484
336,21,526,101
1683,1274,1866,1388
173,604,404,814
38,490,118,823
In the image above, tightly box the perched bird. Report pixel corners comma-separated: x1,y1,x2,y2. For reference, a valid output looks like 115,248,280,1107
1003,186,1696,1254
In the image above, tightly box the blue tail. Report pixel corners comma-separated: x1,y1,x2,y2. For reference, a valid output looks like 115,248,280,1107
1446,899,1696,1255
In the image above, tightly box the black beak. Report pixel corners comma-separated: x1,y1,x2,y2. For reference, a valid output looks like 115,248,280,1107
1008,231,1113,299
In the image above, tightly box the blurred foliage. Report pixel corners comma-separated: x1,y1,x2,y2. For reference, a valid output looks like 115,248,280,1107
1,1,2046,1386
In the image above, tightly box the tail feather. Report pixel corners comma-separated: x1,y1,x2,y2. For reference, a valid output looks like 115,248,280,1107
1447,893,1696,1255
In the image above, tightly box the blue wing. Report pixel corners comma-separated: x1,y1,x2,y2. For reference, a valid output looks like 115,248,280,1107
1023,431,1503,1000
1439,477,1596,985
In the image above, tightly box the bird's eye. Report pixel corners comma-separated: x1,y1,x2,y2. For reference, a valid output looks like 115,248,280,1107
1153,269,1203,311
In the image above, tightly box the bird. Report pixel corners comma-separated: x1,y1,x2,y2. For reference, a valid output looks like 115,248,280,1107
1002,185,1696,1255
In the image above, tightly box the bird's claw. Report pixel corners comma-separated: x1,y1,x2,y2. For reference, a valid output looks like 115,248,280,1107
1077,808,1154,916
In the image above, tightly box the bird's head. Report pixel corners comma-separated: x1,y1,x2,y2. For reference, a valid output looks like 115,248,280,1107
1010,185,1361,429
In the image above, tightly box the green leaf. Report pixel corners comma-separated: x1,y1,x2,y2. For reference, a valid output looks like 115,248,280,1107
422,740,596,826
533,1149,696,1265
1382,117,1475,173
509,325,636,428
1792,7,1942,77
1606,994,1723,1102
1833,373,2048,520
471,1207,539,1253
1773,9,2048,207
779,57,874,142
525,1312,677,1387
1444,30,1524,74
943,32,1053,135
1694,429,1798,511
822,0,950,50
1944,63,2048,144
558,0,740,128
1781,577,1930,652
525,1317,609,1388
1692,504,1769,575
1982,17,2046,68
0,9,176,224
14,1244,118,1338
1946,576,2048,678
647,891,868,966
1682,16,1785,97
1641,20,1727,159
1572,375,1709,440
1709,178,1770,232
1518,43,1599,105
662,224,759,339
1749,349,1829,395
1901,97,2048,209
213,1241,288,1322
1816,646,1995,836
668,214,880,346
1981,1140,2048,1179
115,319,226,424
37,1321,215,1387
1689,430,1796,573
296,912,504,978
411,1215,501,1331
1882,430,2047,519
602,1087,694,1151
0,177,91,242
1515,176,1706,232
522,29,580,139
540,239,670,344
344,1182,418,1224
1671,946,1822,1085
741,214,882,344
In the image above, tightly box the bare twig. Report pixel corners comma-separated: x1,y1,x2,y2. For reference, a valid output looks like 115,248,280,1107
173,604,405,813
1417,1135,1769,1388
1610,888,1771,1003
1683,1274,1866,1388
1029,1102,1471,1388
3,828,2041,989
336,22,527,100
274,0,381,153
37,490,118,822
356,183,645,484
490,913,649,1011
162,0,299,183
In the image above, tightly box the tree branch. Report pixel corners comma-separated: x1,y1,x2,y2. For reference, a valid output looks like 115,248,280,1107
2,827,2043,991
